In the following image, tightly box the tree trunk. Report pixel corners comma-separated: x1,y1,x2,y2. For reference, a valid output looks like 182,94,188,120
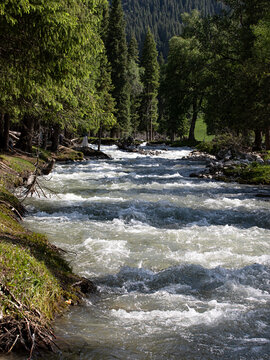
51,124,60,152
41,129,48,149
188,96,201,142
16,114,34,153
150,118,153,141
3,113,10,151
0,113,4,149
254,129,262,151
98,126,102,151
265,126,270,150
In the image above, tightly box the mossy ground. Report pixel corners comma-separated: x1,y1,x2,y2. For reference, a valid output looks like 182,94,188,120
53,146,84,162
0,152,90,355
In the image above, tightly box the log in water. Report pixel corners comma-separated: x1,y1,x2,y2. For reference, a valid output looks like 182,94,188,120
21,145,270,359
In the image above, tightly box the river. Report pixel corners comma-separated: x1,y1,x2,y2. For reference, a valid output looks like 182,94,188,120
14,145,270,359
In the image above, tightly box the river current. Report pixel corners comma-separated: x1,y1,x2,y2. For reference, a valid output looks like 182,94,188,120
15,145,270,359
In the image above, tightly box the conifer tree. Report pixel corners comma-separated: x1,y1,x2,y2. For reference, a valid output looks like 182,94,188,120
0,0,110,151
106,0,130,136
140,29,159,141
127,35,143,136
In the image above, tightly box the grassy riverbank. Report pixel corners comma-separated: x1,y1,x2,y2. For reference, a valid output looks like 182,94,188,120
0,152,94,356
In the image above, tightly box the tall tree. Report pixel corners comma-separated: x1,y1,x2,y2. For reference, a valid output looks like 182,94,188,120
202,0,270,146
163,25,208,142
0,0,112,151
106,0,130,136
127,35,143,136
140,29,159,141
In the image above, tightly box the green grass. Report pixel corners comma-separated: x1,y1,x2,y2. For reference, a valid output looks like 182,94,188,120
0,155,36,174
0,242,64,320
32,146,52,162
194,117,214,142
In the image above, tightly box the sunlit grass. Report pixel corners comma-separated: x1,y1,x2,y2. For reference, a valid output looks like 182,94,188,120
194,117,214,142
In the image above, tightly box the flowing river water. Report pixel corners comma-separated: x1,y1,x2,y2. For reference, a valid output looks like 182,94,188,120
13,145,270,359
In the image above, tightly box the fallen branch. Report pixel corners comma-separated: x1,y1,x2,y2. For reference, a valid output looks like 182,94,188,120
0,200,24,221
6,334,19,354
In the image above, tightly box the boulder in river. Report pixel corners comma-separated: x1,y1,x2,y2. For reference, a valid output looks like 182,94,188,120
73,146,111,160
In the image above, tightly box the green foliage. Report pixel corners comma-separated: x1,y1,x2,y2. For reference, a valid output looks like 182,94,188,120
127,35,143,135
54,148,84,162
196,133,250,155
262,151,270,161
106,0,130,135
162,23,208,141
201,0,269,135
223,163,270,185
0,0,115,144
32,147,51,162
161,1,269,144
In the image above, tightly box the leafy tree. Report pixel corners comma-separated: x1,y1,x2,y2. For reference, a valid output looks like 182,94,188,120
163,28,208,142
0,0,113,151
251,8,270,149
140,29,159,141
175,2,270,148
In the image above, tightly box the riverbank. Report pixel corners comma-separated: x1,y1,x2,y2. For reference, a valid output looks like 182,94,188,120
0,152,95,357
182,136,270,185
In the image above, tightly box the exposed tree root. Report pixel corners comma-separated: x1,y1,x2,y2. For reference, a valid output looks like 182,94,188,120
0,283,59,358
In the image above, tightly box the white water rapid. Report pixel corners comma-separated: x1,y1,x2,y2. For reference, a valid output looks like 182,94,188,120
16,145,270,359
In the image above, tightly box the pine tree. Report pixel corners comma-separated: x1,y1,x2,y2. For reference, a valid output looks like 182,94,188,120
106,0,130,136
140,29,159,141
127,35,143,136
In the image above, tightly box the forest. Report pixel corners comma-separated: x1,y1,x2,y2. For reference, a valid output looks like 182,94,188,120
0,0,269,152
0,1,270,356
122,0,226,57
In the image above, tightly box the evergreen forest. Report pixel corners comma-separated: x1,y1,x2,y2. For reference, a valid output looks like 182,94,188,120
0,0,269,152
122,0,226,58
